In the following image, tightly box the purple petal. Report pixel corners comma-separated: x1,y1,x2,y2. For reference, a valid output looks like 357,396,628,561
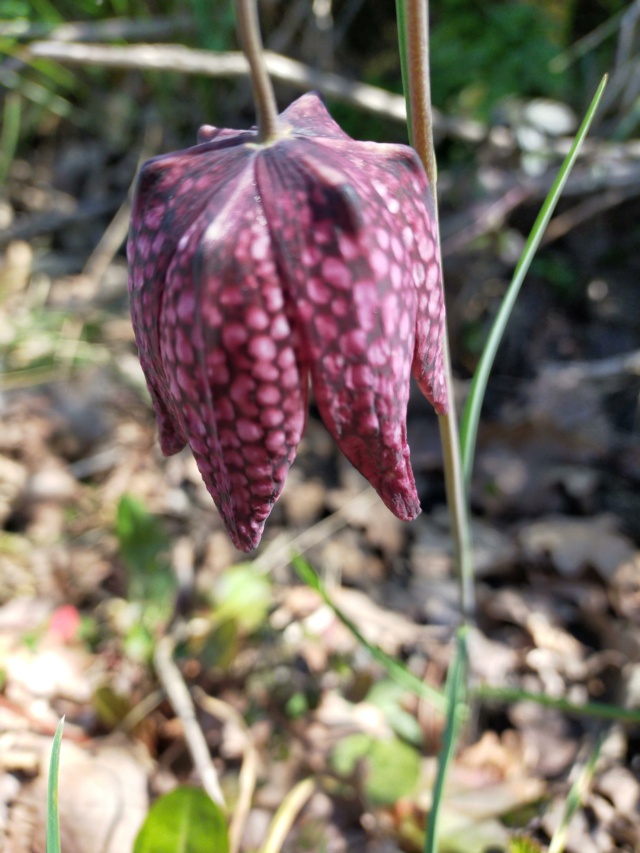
280,91,351,141
128,138,254,454
159,165,308,551
257,138,427,519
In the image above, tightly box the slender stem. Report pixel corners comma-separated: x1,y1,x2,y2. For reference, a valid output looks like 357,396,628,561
405,0,436,189
235,0,279,141
438,345,475,622
404,0,475,622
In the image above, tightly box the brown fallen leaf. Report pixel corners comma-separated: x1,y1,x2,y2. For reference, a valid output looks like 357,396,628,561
518,514,635,580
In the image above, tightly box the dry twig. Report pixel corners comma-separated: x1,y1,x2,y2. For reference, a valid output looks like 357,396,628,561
25,40,485,141
153,633,226,809
194,690,259,853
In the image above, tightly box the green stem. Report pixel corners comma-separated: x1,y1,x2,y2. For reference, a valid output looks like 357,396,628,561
438,346,475,622
235,0,279,142
424,629,468,853
404,0,475,622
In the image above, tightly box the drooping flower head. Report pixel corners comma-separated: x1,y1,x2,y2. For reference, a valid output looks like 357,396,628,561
128,92,448,551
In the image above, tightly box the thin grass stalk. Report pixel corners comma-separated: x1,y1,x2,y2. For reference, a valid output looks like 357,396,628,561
424,629,468,853
261,778,315,853
548,732,604,853
474,684,640,724
459,75,608,489
394,0,412,143
0,92,21,191
400,0,475,624
293,555,448,713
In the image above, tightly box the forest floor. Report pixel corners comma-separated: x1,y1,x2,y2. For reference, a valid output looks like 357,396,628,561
1,20,640,853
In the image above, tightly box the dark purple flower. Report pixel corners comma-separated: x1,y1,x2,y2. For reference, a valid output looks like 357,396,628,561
127,92,448,551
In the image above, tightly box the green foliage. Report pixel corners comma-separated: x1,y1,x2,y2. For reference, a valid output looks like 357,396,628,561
133,787,229,853
116,494,175,606
532,254,580,303
430,0,566,116
331,732,421,806
114,495,176,660
196,562,273,669
365,679,423,746
0,305,108,389
92,684,132,728
509,838,544,853
213,563,272,635
188,0,236,51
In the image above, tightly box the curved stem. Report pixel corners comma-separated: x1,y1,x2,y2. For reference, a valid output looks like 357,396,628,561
404,0,475,623
235,0,279,141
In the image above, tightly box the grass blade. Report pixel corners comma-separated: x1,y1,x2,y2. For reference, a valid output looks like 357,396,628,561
394,0,412,143
47,717,65,853
424,628,468,853
0,91,21,191
261,778,315,853
459,74,608,487
474,684,640,725
292,555,447,714
548,732,604,853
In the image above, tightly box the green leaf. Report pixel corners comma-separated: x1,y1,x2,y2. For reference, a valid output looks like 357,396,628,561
366,680,423,746
133,787,229,853
460,74,608,487
332,732,421,806
213,564,272,634
116,494,176,608
46,717,64,853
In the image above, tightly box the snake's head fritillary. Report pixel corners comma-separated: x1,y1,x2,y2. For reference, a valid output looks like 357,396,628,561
127,92,448,551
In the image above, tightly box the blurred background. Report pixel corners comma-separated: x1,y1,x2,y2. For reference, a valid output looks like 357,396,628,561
1,2,639,852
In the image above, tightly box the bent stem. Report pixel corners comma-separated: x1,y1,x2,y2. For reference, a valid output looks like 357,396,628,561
235,0,279,141
404,0,475,623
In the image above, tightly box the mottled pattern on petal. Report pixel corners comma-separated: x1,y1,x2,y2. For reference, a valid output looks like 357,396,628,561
128,137,254,454
315,138,448,414
257,139,422,520
159,166,307,551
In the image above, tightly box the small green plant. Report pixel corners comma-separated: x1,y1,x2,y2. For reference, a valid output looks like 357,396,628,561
133,787,229,853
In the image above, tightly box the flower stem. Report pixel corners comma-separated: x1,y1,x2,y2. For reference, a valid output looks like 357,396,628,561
235,0,279,142
404,0,475,623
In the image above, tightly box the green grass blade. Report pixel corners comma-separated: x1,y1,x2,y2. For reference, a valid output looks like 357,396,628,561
459,75,608,488
0,91,21,192
47,717,65,853
424,628,468,853
548,732,604,853
394,0,412,144
474,684,640,725
292,555,447,714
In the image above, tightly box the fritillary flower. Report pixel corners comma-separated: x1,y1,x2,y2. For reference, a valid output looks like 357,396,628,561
127,92,447,551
